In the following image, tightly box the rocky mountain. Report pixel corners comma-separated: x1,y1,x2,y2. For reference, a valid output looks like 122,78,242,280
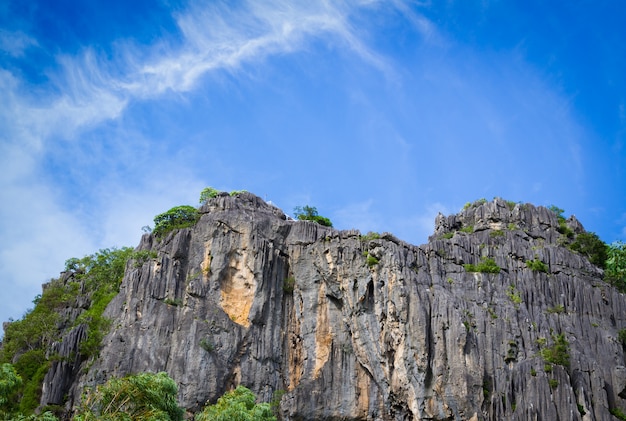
29,193,626,419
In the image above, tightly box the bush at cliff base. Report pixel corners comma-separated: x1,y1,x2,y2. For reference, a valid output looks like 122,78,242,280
195,386,276,421
74,372,184,421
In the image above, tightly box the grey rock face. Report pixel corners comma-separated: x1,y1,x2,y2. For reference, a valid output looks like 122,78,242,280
43,194,626,420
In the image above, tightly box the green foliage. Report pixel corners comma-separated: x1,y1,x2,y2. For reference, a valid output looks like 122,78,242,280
611,407,626,421
463,198,487,210
230,190,247,196
2,304,59,361
283,277,295,294
460,225,474,234
199,338,214,353
269,389,285,419
441,232,454,239
548,378,559,389
606,242,626,291
1,247,133,416
66,247,134,291
504,340,517,363
0,363,22,414
76,295,112,358
293,206,332,227
199,187,221,204
464,257,500,274
163,298,183,307
558,223,575,239
74,372,184,421
366,254,379,267
153,205,199,238
1,281,77,414
490,230,504,238
526,258,549,273
3,411,59,420
506,285,522,307
130,250,158,268
482,377,492,399
569,232,608,268
548,205,575,238
196,386,276,421
505,200,517,210
546,305,565,314
19,363,49,414
71,248,134,359
12,350,45,380
540,333,570,368
360,232,381,241
618,328,626,347
548,205,565,219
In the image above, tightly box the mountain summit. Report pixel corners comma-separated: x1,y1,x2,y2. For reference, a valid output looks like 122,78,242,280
5,192,626,420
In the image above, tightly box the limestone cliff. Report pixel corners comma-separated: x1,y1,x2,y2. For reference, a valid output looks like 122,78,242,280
41,193,626,420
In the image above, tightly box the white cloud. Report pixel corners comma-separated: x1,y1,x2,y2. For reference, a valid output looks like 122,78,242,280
0,178,95,324
0,0,427,327
97,173,206,248
0,29,38,57
130,0,396,96
1,0,408,152
334,199,380,233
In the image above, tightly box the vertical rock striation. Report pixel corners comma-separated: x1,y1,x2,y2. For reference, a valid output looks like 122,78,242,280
40,193,626,420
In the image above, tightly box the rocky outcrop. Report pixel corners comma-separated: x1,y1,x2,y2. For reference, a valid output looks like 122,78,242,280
42,193,626,420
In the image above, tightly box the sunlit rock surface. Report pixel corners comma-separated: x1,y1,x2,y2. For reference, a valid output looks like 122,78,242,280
42,193,626,420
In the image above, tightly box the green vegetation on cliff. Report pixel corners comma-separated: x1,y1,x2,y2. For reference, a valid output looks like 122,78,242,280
2,193,626,419
75,373,274,421
0,363,21,416
75,372,184,421
606,242,626,291
293,205,332,227
153,205,200,238
464,257,501,274
0,247,133,416
196,386,276,421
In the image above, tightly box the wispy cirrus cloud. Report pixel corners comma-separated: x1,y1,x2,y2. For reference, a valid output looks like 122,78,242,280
2,0,407,149
128,0,396,97
0,0,421,326
0,29,38,57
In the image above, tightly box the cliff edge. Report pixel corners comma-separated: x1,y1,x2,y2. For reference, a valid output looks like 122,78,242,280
39,193,626,420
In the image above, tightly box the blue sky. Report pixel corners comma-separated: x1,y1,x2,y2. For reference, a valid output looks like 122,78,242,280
1,0,625,326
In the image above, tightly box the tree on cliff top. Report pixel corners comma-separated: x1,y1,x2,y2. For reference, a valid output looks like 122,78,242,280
152,205,199,238
199,187,220,204
293,206,332,227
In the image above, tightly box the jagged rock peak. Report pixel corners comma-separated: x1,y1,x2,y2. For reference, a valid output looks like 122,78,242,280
198,191,289,220
432,197,584,242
